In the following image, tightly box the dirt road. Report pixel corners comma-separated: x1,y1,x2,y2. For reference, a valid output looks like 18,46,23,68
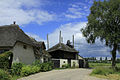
18,69,107,80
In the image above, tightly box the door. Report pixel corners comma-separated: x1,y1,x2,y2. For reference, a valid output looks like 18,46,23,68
68,59,71,67
52,59,60,68
79,59,84,68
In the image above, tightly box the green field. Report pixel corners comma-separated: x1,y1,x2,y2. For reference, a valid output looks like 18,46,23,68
89,63,120,80
89,62,120,68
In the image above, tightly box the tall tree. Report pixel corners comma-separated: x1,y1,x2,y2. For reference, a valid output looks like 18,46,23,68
81,0,120,67
100,57,102,61
105,57,107,61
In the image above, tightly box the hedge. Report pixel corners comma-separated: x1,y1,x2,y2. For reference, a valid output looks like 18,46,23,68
20,61,54,76
11,63,24,76
0,69,12,80
0,51,13,69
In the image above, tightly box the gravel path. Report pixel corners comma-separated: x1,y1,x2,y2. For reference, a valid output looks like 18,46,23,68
18,69,107,80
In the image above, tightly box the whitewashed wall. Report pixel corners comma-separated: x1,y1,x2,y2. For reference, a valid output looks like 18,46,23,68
71,60,79,68
60,59,68,68
11,42,35,64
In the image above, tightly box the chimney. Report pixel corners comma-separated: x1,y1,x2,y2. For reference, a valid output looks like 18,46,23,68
61,37,63,43
72,35,74,48
59,31,61,43
13,21,16,24
47,34,49,49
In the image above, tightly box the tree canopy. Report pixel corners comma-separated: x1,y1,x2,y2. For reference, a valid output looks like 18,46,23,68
81,0,120,67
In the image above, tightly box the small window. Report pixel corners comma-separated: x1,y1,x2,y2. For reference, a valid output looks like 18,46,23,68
23,45,27,49
0,49,9,54
63,61,66,63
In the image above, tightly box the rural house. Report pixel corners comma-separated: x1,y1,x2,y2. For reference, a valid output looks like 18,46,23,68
0,22,51,64
47,31,84,68
31,38,51,63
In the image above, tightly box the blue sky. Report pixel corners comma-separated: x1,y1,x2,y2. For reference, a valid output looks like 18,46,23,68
0,0,119,57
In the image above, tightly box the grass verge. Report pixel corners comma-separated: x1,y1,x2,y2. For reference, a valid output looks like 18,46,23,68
90,66,120,80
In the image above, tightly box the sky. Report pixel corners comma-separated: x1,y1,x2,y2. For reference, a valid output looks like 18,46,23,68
0,0,120,57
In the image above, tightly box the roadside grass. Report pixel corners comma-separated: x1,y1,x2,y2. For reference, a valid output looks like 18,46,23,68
90,63,120,80
55,67,79,70
89,62,120,68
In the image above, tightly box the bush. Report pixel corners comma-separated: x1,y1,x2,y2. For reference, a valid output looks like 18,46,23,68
21,65,40,76
32,60,53,72
0,69,12,80
20,65,32,76
0,51,13,69
20,61,53,76
31,65,40,73
62,64,70,68
41,62,53,71
32,60,41,66
11,63,24,76
40,63,49,72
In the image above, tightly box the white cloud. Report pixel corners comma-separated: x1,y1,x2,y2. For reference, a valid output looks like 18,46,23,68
85,0,94,4
48,22,87,47
47,22,113,57
65,2,90,19
0,0,56,26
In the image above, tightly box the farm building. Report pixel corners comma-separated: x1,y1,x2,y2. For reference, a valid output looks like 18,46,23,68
0,22,51,64
47,31,85,68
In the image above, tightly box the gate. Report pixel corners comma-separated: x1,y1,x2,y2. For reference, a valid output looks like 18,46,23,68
52,59,60,68
79,59,84,68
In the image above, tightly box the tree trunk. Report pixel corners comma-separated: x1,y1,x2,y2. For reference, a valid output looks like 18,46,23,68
111,44,117,68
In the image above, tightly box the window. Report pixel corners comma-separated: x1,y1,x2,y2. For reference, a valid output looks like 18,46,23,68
0,49,9,54
63,61,66,63
23,45,27,49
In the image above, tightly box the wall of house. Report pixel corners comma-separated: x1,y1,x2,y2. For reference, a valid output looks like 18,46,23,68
71,60,79,68
11,42,35,64
60,59,68,68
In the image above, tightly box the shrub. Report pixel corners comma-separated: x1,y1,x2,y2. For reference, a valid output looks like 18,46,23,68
0,69,12,80
32,60,41,66
0,51,13,69
40,63,49,72
21,61,53,76
32,60,53,72
47,62,53,70
31,65,40,73
21,65,40,76
20,65,32,76
62,64,70,68
11,63,24,76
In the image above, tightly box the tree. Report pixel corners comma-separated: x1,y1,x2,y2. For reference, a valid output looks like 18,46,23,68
100,57,102,61
81,0,120,68
105,57,107,61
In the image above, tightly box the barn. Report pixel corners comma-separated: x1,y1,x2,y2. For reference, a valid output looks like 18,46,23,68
47,31,85,68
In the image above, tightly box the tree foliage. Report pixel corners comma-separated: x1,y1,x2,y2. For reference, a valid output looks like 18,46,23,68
81,0,120,67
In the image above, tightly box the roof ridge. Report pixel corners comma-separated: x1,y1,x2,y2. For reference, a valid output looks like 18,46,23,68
48,42,78,53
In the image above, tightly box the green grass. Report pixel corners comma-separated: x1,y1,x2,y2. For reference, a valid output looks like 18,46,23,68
89,63,120,80
89,62,120,68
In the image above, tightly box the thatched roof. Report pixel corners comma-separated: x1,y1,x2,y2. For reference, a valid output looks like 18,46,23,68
47,43,79,53
29,37,46,49
42,50,51,57
0,24,35,47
